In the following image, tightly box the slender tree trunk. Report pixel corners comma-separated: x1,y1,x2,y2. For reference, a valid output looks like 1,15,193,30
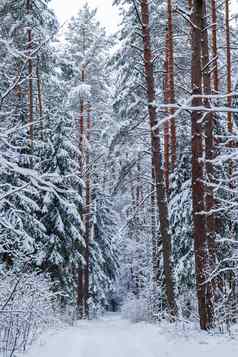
84,102,92,318
191,0,208,330
225,0,236,320
27,0,33,148
211,0,219,93
163,32,170,192
36,58,43,140
140,0,177,318
211,1,225,294
79,69,85,172
151,165,160,317
166,0,176,169
225,0,232,133
201,1,215,328
225,0,234,195
77,68,85,319
151,166,158,283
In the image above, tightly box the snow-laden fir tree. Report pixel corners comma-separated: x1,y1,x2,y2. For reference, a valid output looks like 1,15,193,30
39,73,85,306
0,0,57,270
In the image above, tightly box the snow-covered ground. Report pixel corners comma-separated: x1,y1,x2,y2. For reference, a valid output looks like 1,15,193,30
25,314,238,357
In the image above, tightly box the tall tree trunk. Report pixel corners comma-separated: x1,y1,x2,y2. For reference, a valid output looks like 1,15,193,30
27,0,33,148
191,0,209,330
211,0,219,93
84,102,92,318
151,165,160,317
201,1,215,328
225,0,236,320
211,0,225,293
79,69,85,172
140,0,177,318
225,0,232,133
166,0,176,169
225,0,234,193
151,166,159,284
36,58,43,140
77,68,85,319
163,32,170,192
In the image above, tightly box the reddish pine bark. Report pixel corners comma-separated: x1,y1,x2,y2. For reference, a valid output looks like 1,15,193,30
191,0,208,330
140,0,177,318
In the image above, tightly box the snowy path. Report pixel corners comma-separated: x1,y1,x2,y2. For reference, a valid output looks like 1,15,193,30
27,314,238,357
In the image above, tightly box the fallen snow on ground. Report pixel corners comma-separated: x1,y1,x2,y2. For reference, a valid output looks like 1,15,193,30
25,314,238,357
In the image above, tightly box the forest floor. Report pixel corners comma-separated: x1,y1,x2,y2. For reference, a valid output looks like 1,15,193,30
25,314,238,357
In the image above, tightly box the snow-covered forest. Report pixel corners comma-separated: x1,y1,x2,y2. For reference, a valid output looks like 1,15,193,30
0,0,238,356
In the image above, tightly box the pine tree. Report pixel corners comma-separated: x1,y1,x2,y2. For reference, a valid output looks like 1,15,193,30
62,3,119,317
